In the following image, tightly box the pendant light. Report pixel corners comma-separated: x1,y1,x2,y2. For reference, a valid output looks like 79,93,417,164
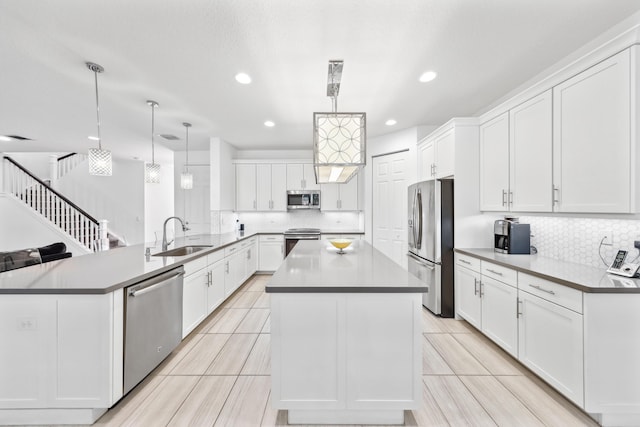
180,122,193,190
86,62,112,176
313,60,366,184
145,100,160,183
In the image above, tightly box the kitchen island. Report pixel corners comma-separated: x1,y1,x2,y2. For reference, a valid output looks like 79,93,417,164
266,240,427,425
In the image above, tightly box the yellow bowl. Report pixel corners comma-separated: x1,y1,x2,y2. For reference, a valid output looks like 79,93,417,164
329,239,353,251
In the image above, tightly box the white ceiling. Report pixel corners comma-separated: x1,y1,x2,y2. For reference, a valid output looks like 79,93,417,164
1,0,640,164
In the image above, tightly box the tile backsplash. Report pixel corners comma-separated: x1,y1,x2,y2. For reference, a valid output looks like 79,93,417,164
520,216,640,268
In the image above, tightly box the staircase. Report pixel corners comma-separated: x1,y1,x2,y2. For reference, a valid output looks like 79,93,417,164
3,156,124,251
57,152,87,180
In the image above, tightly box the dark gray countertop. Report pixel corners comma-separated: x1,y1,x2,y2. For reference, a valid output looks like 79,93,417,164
455,248,640,293
266,240,427,293
0,232,257,294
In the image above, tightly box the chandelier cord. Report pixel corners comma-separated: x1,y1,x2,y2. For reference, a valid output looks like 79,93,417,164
93,69,102,150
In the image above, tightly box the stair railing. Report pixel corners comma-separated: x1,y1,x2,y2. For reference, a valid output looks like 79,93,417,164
3,156,103,250
57,152,87,180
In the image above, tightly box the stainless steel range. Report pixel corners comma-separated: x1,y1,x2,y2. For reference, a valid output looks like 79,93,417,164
284,228,321,256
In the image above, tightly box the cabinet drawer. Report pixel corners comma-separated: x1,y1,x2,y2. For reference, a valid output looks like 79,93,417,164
518,273,583,313
207,249,224,265
455,254,480,272
183,256,208,276
260,234,283,242
225,243,241,257
481,261,517,286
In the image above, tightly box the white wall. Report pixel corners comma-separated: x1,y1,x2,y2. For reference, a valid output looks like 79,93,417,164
144,161,175,244
0,194,89,255
3,152,65,182
174,150,211,235
56,158,146,245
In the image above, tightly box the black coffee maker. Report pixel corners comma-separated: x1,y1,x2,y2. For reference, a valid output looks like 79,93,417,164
494,218,530,254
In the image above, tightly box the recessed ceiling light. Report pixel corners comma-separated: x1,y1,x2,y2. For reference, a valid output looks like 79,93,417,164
385,119,397,126
0,135,12,141
264,120,275,127
235,73,252,84
88,136,100,141
419,71,438,83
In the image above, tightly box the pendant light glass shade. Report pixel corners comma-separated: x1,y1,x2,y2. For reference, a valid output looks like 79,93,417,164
86,62,112,176
180,122,193,190
312,60,366,184
145,100,160,184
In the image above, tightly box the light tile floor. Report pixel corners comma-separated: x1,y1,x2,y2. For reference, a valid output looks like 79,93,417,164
88,274,598,427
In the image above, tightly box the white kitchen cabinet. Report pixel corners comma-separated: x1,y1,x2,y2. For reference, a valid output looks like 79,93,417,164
479,112,510,211
225,248,244,297
236,164,257,211
455,263,482,329
259,234,284,271
480,276,518,357
244,242,257,281
553,49,633,213
207,258,226,315
286,163,319,190
182,263,209,337
256,164,287,211
509,90,553,212
320,175,359,211
518,289,584,407
417,128,455,181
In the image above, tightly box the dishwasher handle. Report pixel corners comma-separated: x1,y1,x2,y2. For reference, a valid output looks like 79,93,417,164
128,268,184,297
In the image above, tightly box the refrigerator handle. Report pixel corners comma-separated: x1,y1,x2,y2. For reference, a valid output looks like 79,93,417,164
416,189,423,249
410,188,417,248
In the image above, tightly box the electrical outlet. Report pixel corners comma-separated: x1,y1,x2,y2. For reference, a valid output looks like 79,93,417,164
17,317,37,331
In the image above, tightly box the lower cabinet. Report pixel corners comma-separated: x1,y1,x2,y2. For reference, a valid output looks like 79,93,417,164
259,235,284,271
518,289,584,407
455,264,482,329
182,265,209,338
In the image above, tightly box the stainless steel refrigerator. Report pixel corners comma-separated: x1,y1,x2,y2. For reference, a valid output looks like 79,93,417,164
407,179,454,317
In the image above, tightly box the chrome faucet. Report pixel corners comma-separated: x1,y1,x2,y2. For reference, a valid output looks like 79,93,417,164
162,216,189,251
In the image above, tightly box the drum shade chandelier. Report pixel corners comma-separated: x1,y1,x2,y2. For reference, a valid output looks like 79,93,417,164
313,60,366,184
180,122,193,190
86,62,112,176
145,100,160,183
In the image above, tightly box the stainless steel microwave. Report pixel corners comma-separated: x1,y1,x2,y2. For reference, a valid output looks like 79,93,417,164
287,190,320,210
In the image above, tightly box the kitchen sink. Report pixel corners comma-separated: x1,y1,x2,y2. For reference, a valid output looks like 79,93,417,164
153,245,212,257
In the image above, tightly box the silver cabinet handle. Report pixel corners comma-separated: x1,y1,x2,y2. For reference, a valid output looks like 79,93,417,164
225,261,229,274
459,259,471,265
479,281,484,297
129,270,184,297
528,284,555,295
253,200,256,209
516,298,522,318
432,163,436,176
473,278,478,296
247,249,251,260
502,190,507,207
486,268,503,276
509,191,513,206
553,186,560,206
207,271,212,287
281,244,284,255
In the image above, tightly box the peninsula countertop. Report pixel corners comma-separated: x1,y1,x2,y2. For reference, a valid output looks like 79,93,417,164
0,232,258,295
266,240,428,293
455,248,640,293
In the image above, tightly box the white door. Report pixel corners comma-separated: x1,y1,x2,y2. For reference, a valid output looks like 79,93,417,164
372,151,408,267
553,49,631,213
320,183,340,211
271,164,287,211
417,140,435,181
256,164,272,211
286,164,304,190
236,164,256,211
207,260,226,314
435,129,455,179
455,265,482,329
339,175,359,211
510,90,553,212
479,113,510,211
303,164,320,190
480,276,518,357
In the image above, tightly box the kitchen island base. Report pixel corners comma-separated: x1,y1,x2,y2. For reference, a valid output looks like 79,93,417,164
270,292,422,425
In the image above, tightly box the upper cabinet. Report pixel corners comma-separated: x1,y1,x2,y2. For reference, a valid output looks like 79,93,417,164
286,163,320,190
236,163,287,212
321,175,359,211
479,113,510,211
480,45,639,214
417,128,455,181
553,49,633,213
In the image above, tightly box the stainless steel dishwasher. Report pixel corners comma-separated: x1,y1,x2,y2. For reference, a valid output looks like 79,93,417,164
123,266,184,394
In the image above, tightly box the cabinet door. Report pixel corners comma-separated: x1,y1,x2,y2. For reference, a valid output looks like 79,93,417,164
518,290,584,407
418,140,435,181
183,270,208,338
225,252,245,296
286,164,304,190
207,260,226,315
455,266,482,329
246,244,257,279
256,164,272,211
236,164,257,211
320,183,340,211
510,90,553,212
259,241,284,271
480,276,518,357
479,113,510,211
271,164,287,211
553,49,631,213
339,175,359,210
435,129,455,179
303,164,320,190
